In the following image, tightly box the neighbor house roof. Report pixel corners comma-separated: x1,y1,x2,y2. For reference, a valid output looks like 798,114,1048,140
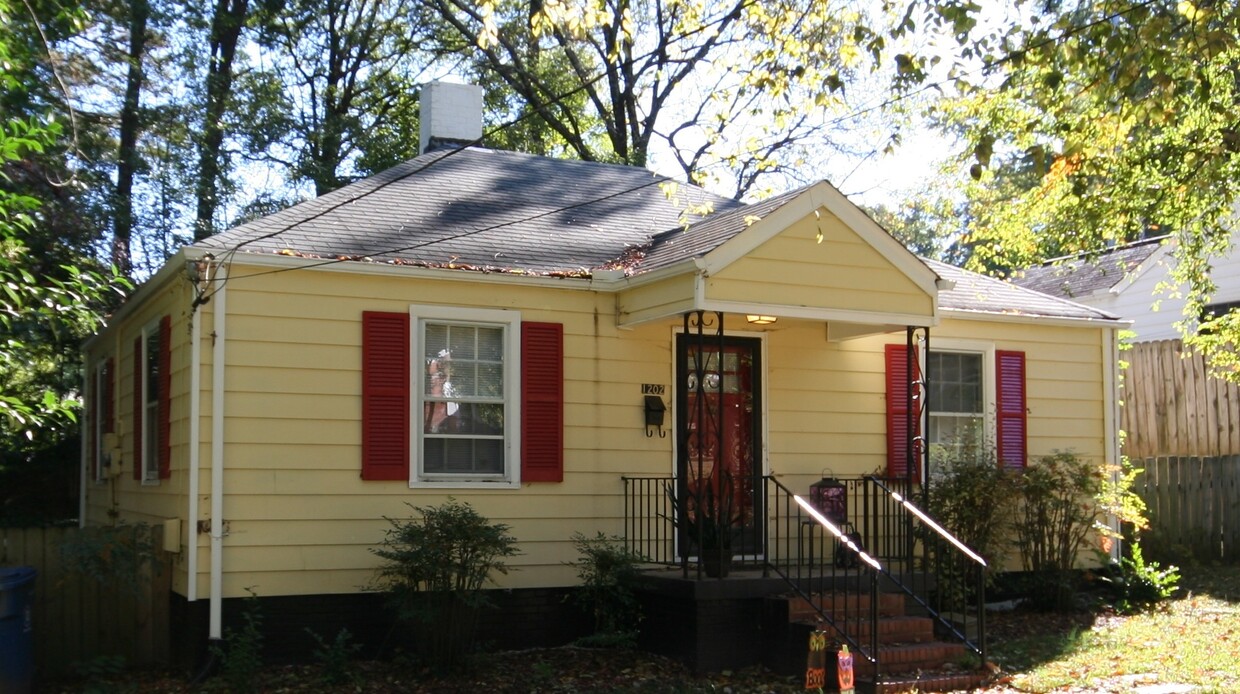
1010,236,1169,300
196,146,743,276
928,260,1118,321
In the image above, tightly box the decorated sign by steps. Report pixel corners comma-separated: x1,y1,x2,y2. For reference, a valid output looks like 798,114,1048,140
838,644,855,694
805,630,827,690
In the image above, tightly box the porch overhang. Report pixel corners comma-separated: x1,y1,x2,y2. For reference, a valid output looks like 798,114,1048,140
616,181,945,331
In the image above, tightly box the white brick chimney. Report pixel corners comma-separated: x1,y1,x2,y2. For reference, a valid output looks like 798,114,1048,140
419,81,485,154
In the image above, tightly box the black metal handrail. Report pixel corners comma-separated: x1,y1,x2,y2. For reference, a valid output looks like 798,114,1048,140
621,473,989,680
866,475,988,666
764,475,883,677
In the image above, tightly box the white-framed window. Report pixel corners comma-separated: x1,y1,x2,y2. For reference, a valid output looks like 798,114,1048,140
926,339,996,464
411,306,520,488
141,321,162,483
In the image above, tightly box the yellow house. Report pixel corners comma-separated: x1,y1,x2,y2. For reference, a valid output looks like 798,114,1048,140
80,84,1122,683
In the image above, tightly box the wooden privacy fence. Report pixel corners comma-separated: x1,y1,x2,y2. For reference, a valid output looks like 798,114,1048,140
1122,339,1240,460
0,525,172,679
1132,456,1240,564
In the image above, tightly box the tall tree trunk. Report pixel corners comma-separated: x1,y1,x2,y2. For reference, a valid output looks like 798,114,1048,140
194,0,249,241
114,0,149,277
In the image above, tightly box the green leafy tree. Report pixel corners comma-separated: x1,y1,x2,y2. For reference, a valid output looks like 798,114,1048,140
926,0,1240,380
251,0,430,196
0,0,127,460
423,0,893,198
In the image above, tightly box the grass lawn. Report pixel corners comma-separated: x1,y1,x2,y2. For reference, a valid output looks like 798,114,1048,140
985,565,1240,693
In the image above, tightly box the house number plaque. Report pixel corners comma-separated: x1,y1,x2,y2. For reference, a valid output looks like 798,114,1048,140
641,384,665,395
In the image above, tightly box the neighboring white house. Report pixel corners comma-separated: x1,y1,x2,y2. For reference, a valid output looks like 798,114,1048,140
1013,232,1240,341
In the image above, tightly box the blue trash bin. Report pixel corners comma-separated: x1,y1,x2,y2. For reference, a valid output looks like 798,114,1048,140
0,566,38,694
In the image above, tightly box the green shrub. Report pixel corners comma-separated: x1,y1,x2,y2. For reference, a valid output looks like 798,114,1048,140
569,532,644,646
372,499,518,672
927,449,1018,570
1012,451,1105,610
307,627,363,685
58,523,159,594
210,592,264,693
1101,542,1180,614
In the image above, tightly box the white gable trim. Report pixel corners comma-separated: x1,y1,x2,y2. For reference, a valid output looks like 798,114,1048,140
1107,240,1174,296
699,181,941,298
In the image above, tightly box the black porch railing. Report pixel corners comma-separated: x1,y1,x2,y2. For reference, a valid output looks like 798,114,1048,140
621,473,988,681
866,476,988,665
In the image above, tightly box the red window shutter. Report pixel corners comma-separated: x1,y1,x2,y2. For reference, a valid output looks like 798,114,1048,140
521,322,563,483
89,368,97,481
158,315,172,479
362,311,410,481
885,343,922,482
104,357,115,435
133,337,143,480
996,350,1027,471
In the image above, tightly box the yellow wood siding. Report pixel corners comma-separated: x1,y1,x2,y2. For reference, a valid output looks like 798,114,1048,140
705,213,934,318
92,257,1112,600
616,273,696,325
82,280,194,594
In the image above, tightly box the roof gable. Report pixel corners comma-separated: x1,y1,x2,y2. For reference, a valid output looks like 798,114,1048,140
1011,236,1170,300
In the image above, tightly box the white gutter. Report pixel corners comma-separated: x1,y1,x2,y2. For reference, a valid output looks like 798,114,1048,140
187,261,206,602
209,267,228,639
940,307,1130,329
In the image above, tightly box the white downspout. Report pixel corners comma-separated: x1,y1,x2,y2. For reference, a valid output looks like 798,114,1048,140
209,269,228,639
1102,326,1122,563
187,264,204,602
78,348,89,528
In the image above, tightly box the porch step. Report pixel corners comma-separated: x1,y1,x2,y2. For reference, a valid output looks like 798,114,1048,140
786,591,905,621
871,668,994,694
794,614,934,645
855,641,968,676
768,593,993,693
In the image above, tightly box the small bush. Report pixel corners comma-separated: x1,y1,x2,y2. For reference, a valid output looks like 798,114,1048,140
210,592,264,693
58,523,159,594
1101,542,1180,614
927,449,1018,569
372,499,518,672
569,532,644,646
307,627,363,685
1012,451,1103,610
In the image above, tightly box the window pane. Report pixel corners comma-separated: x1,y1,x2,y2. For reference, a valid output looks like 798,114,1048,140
146,332,160,402
449,325,476,360
424,438,504,475
929,351,983,415
478,327,503,361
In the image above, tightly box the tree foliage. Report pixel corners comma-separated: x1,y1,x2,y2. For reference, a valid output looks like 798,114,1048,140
926,0,1240,379
0,0,127,454
428,0,894,197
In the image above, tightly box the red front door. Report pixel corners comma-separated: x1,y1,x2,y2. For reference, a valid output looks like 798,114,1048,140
677,335,763,558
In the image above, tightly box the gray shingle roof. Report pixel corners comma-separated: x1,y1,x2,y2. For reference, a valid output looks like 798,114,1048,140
1010,237,1168,300
928,259,1118,321
640,188,803,271
197,146,1116,322
196,146,742,275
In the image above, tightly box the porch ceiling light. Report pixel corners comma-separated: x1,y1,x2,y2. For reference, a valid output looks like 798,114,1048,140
746,314,777,325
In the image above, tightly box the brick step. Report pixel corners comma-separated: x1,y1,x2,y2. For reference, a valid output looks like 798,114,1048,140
794,614,934,645
786,591,905,620
853,641,968,676
869,668,993,693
